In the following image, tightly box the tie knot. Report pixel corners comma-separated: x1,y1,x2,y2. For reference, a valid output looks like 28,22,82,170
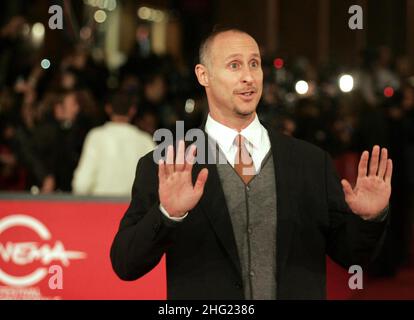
235,134,246,147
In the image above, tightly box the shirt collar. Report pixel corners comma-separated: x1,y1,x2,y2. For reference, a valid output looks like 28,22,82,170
205,113,264,151
239,114,264,150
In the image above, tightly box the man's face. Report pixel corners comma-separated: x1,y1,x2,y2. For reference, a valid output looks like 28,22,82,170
203,32,263,120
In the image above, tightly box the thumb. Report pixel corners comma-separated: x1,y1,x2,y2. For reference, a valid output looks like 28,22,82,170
341,179,354,200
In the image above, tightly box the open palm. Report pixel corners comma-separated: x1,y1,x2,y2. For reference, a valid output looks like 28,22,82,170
158,141,208,218
341,146,392,220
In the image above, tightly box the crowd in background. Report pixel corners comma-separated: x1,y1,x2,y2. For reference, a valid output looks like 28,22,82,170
1,16,413,274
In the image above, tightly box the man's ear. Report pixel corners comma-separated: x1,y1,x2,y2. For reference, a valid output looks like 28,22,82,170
195,64,209,87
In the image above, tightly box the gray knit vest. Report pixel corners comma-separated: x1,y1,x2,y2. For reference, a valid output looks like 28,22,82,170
216,151,277,300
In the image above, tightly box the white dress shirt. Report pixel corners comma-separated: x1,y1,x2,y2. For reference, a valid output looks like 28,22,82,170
161,113,271,221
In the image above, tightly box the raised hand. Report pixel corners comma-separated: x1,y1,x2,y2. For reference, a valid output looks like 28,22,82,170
341,146,392,220
158,140,208,218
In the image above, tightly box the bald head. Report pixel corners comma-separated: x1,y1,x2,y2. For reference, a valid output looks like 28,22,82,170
199,28,257,68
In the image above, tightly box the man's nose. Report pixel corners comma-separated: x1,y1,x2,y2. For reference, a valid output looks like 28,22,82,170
241,67,254,83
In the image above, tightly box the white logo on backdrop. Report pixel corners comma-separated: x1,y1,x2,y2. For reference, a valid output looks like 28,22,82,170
0,215,86,287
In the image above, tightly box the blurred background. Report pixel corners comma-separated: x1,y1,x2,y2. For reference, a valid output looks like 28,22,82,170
0,0,413,299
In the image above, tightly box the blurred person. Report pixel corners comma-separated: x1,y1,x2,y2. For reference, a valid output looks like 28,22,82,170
354,91,390,153
375,46,400,91
59,67,79,91
356,49,380,107
72,92,155,196
294,98,329,149
121,24,152,78
76,89,104,126
356,47,399,109
327,96,360,156
135,73,178,135
133,24,151,59
0,82,41,191
256,81,281,126
395,55,413,81
0,115,27,190
31,90,91,192
119,74,141,96
0,16,26,87
279,116,296,137
111,29,392,299
60,46,109,98
0,83,61,192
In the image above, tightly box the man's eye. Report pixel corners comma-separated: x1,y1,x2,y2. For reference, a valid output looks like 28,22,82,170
230,62,240,69
251,60,259,68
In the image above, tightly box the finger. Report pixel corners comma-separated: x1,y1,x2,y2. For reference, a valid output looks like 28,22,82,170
158,159,166,183
341,179,355,201
358,151,369,178
175,140,185,171
377,148,388,178
194,168,209,195
184,144,197,172
166,145,174,175
385,159,393,184
368,145,381,176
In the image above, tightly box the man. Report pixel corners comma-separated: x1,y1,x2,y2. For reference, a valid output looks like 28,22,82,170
72,93,155,196
110,29,392,299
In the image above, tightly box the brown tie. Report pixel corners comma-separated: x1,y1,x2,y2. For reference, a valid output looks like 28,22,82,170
234,135,256,185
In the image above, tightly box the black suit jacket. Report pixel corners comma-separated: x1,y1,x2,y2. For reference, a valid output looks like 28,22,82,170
110,126,388,299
